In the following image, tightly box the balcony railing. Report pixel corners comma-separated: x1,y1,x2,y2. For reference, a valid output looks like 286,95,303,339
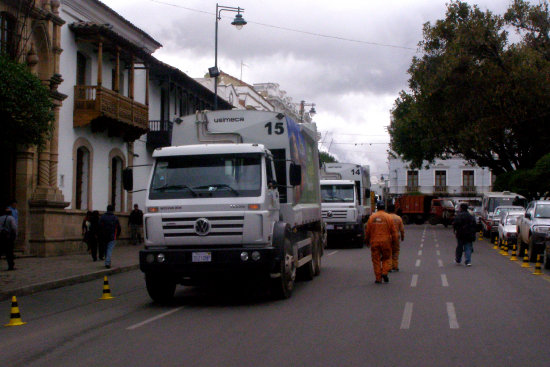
434,185,448,194
405,185,419,193
73,85,148,131
461,186,477,195
147,120,173,149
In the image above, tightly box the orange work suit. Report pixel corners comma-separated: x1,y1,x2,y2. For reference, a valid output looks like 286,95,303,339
364,210,398,282
390,213,405,270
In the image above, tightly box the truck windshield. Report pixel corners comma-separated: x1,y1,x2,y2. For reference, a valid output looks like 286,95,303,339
149,153,262,199
321,185,355,203
535,204,550,218
488,197,522,212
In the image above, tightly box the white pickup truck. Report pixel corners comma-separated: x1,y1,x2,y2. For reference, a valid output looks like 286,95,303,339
517,200,550,263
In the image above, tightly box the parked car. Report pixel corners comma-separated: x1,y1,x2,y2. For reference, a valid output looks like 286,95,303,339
544,233,550,270
490,205,525,240
517,200,550,261
497,212,523,248
472,206,482,230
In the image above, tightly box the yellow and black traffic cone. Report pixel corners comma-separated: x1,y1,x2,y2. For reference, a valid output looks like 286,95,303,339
510,244,518,261
5,296,26,327
521,249,531,268
99,276,115,300
478,231,483,241
501,240,509,256
493,237,499,250
533,254,543,275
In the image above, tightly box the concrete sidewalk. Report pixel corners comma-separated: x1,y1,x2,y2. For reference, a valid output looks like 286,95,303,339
0,244,141,301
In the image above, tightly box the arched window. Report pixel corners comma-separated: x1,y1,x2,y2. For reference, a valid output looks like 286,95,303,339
108,150,126,212
0,12,16,59
75,146,90,210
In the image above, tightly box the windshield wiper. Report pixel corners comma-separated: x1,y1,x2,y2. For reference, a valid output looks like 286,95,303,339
152,184,197,197
194,184,240,196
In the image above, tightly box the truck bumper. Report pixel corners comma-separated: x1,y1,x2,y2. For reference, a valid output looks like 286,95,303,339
326,223,363,237
139,247,278,280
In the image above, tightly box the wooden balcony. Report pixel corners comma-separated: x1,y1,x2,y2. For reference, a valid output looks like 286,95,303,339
405,185,419,193
461,186,477,195
73,85,149,139
147,120,173,150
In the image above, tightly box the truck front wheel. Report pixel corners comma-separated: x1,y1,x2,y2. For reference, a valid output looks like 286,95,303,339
145,273,176,304
271,238,296,299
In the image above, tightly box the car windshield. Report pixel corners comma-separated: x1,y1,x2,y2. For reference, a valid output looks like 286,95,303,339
488,197,525,212
149,153,262,199
535,204,550,218
505,216,520,225
321,185,355,203
441,200,454,208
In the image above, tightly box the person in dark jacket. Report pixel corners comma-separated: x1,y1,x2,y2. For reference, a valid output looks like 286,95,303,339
453,203,477,266
87,211,100,261
0,206,17,270
99,205,121,269
128,204,144,246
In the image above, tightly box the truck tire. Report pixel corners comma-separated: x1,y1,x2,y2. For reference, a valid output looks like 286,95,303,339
402,215,410,225
298,233,315,281
145,273,176,304
428,215,438,225
271,237,296,299
312,232,322,276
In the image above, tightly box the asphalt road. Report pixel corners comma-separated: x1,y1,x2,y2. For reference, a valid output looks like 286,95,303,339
1,225,549,367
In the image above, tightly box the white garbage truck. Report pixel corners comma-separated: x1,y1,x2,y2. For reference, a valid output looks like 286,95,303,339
128,110,324,301
319,163,371,246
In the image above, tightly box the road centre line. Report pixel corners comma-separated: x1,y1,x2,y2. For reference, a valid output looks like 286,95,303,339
436,250,441,256
420,243,424,248
327,251,338,256
415,259,421,267
418,250,422,256
400,302,414,329
435,243,439,248
441,274,449,287
446,302,459,329
410,274,418,287
127,307,184,330
438,259,444,267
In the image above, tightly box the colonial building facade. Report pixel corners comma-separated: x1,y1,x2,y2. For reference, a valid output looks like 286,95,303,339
2,0,229,256
388,156,493,202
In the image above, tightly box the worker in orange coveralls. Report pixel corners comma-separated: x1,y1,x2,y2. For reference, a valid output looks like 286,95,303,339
364,202,398,284
387,203,405,272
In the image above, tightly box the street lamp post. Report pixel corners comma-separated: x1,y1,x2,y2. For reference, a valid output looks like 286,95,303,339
210,4,247,110
299,100,316,123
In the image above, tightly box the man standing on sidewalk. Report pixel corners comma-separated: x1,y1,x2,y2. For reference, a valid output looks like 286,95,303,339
99,205,121,269
364,202,398,284
387,204,405,272
453,202,477,266
128,204,144,246
0,206,17,270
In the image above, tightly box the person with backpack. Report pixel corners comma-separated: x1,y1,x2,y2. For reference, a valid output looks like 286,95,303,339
98,205,121,269
0,206,17,271
453,202,477,266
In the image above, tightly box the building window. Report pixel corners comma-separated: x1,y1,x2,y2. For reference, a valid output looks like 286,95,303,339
0,12,16,59
435,170,446,187
76,52,87,86
463,170,474,187
407,170,418,188
75,147,90,210
110,156,123,212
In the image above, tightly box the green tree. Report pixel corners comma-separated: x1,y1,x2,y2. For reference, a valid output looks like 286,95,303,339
319,151,338,165
0,55,54,150
493,153,550,199
389,0,550,174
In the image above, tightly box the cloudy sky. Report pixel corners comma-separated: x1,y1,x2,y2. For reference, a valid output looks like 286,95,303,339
101,0,512,180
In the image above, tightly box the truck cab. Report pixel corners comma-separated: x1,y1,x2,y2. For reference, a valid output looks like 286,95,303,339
320,179,363,246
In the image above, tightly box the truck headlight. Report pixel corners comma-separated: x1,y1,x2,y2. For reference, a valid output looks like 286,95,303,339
145,254,155,263
240,252,249,261
157,253,166,263
251,251,261,261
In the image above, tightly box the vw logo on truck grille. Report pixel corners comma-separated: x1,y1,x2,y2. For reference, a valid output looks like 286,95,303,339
327,211,333,218
194,218,211,236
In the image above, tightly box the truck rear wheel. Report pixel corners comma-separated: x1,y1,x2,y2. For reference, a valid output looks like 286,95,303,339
145,273,176,304
402,215,410,225
428,215,438,225
271,238,296,299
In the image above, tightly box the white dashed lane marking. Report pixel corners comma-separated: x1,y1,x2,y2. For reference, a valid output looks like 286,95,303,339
438,259,444,267
127,307,184,330
415,259,421,267
418,250,422,256
410,274,418,287
446,302,460,329
441,274,449,287
400,302,414,329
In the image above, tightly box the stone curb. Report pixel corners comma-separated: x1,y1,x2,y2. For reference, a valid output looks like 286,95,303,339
0,264,140,302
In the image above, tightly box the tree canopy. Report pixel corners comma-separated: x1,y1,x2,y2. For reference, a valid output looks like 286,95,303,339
319,151,338,165
0,55,54,150
389,0,550,174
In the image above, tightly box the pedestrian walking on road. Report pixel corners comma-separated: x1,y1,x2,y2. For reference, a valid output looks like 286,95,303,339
82,211,93,252
87,211,100,261
364,202,398,284
99,205,121,269
387,204,405,272
0,206,17,271
128,204,144,246
453,202,477,266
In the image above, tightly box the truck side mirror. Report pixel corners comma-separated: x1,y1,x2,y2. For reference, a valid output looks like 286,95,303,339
289,163,302,186
123,168,133,191
525,213,531,219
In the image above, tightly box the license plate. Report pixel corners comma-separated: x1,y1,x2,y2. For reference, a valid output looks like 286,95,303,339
326,224,334,230
192,252,212,262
